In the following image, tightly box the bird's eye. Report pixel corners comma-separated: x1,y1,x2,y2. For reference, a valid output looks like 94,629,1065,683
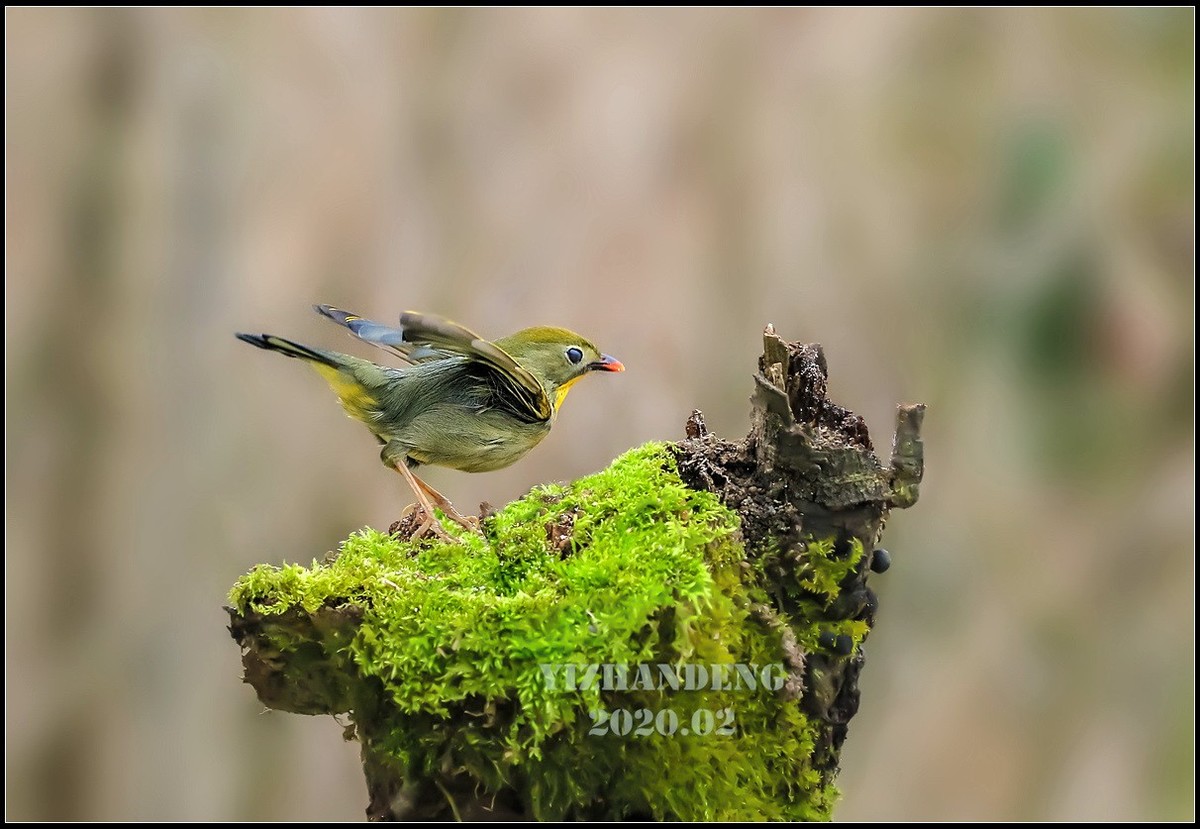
566,347,584,364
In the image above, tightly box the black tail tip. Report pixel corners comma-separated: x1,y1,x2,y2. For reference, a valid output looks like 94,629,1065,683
314,304,354,325
236,332,269,349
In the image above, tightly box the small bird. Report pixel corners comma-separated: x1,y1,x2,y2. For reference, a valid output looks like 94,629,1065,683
237,305,624,540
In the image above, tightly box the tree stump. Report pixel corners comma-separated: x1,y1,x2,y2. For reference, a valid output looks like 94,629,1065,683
227,325,925,821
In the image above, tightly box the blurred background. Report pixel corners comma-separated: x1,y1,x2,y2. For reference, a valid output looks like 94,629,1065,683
4,7,1193,821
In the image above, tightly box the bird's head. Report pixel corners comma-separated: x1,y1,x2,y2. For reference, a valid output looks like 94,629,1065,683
495,326,624,410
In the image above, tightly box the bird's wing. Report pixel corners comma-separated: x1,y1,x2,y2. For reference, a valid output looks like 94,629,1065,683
314,305,552,422
314,305,446,363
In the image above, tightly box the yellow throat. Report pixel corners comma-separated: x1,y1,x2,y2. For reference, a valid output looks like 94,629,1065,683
554,374,585,410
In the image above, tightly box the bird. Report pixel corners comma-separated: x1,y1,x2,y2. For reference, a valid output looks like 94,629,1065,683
236,305,624,540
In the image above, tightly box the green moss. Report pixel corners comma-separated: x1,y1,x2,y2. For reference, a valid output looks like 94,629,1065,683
797,537,864,602
230,443,857,820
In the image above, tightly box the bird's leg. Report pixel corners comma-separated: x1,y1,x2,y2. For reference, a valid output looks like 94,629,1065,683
391,461,454,541
410,475,482,534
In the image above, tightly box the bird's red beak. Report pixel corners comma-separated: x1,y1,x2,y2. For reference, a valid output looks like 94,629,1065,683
590,354,624,372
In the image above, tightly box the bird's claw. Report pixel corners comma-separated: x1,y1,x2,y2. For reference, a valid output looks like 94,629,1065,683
394,499,479,541
414,520,454,542
433,502,483,535
450,513,483,535
410,510,455,542
392,504,456,542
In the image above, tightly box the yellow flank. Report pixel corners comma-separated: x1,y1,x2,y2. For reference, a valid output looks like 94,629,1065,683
312,363,376,419
554,374,585,410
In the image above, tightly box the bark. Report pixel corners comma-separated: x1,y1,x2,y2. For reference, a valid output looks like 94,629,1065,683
673,327,924,786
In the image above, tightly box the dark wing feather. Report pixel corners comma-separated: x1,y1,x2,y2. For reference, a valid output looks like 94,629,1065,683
314,304,445,363
314,304,552,422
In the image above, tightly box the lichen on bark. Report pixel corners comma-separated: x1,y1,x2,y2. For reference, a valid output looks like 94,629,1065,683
227,326,924,821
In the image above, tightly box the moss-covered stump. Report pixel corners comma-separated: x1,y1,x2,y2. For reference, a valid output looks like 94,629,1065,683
227,326,925,821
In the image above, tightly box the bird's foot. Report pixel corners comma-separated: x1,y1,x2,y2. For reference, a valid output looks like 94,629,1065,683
450,512,482,533
426,496,483,535
411,512,455,542
390,504,455,542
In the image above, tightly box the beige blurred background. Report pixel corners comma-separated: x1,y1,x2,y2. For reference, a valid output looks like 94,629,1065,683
4,7,1193,821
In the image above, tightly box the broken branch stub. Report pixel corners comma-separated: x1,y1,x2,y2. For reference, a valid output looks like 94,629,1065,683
674,324,924,786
